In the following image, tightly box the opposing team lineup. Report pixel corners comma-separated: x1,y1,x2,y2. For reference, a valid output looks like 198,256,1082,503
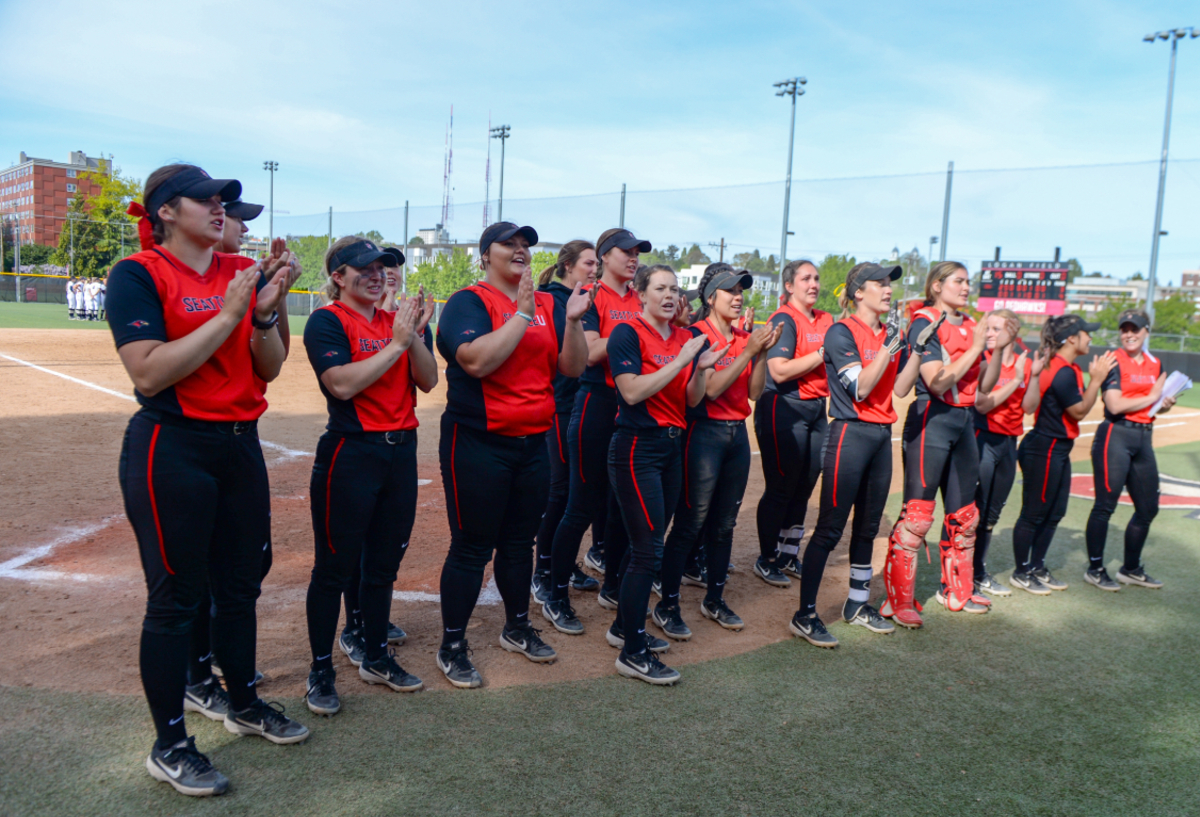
107,165,1175,798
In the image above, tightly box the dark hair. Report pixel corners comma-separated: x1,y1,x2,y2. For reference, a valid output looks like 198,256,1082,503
537,239,595,287
924,261,968,307
692,262,735,323
839,263,875,318
595,228,628,276
142,164,198,245
633,263,675,293
781,258,817,290
1040,315,1076,358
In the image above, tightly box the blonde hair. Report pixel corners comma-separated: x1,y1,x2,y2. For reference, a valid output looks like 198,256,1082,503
925,261,967,306
989,308,1019,324
321,235,366,303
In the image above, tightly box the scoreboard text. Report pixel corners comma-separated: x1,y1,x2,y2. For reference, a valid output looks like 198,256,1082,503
976,261,1068,316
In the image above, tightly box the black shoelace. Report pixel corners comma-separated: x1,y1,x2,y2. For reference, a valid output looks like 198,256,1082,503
447,644,475,672
310,670,336,696
165,737,216,774
242,699,290,728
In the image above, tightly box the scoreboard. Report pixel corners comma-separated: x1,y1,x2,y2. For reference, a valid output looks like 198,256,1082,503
976,260,1068,316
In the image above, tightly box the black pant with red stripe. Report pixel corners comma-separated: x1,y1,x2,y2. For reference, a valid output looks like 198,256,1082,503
799,420,892,615
438,416,549,645
1011,430,1074,571
119,410,270,748
306,431,417,669
535,411,572,576
753,392,827,563
1086,420,1159,572
902,399,980,554
973,429,1018,577
608,427,683,655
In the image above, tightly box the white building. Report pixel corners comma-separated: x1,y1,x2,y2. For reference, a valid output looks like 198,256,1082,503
1065,278,1146,315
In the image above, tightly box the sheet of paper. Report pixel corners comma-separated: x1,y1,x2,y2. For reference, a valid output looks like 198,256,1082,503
1150,370,1193,417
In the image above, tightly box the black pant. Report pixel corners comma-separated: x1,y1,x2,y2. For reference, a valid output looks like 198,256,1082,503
1086,421,1159,571
535,411,572,575
438,416,549,645
662,420,750,606
119,410,269,747
550,385,626,601
306,431,417,668
754,393,827,563
1011,431,1074,571
609,428,683,655
903,399,980,544
799,421,893,615
973,429,1018,576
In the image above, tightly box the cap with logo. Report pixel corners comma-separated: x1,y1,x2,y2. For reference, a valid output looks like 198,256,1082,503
479,222,539,255
1052,315,1102,342
701,268,755,301
845,263,902,301
597,229,653,259
1117,310,1149,331
327,240,404,273
146,166,241,218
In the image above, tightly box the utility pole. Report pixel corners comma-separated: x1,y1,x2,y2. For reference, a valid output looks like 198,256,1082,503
13,215,20,303
490,125,510,222
403,200,410,292
939,162,953,262
263,161,278,245
619,183,626,228
928,236,938,271
774,76,807,290
327,206,332,250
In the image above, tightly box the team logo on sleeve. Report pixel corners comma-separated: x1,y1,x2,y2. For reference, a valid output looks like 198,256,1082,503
323,351,339,358
128,320,150,328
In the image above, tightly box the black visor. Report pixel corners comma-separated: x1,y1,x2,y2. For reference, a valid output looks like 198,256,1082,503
702,269,755,301
224,200,264,221
845,264,902,300
1053,316,1102,342
480,222,539,255
327,240,403,273
145,166,241,218
597,229,652,259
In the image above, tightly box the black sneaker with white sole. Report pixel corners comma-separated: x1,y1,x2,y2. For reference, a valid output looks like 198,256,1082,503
306,667,341,715
584,546,606,574
700,598,744,630
570,566,599,591
1117,565,1164,589
542,598,585,634
530,570,552,604
754,557,791,587
652,579,663,598
842,601,895,634
1085,567,1121,592
615,649,681,685
437,639,482,688
387,622,407,645
652,603,692,641
789,612,838,647
778,555,803,580
224,700,310,744
605,624,670,653
146,736,228,797
682,566,708,588
1031,567,1068,591
500,622,557,663
1010,571,1052,596
210,661,263,686
184,677,232,721
975,572,1012,597
338,627,366,667
934,589,990,614
359,651,424,691
597,586,620,610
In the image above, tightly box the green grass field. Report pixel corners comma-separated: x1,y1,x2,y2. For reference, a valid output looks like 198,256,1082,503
4,441,1199,816
0,301,310,335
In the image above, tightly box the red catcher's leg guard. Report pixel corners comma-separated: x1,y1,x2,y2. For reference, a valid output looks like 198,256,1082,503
940,503,986,611
881,499,935,628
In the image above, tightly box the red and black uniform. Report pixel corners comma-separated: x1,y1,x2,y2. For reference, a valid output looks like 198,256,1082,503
548,280,640,603
972,351,1029,580
799,316,902,617
661,320,753,609
1086,349,1162,573
607,317,698,655
108,246,271,748
303,301,432,670
1011,354,1085,573
436,282,567,644
753,304,833,566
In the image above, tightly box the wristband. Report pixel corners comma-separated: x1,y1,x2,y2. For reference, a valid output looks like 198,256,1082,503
516,311,535,323
251,310,279,331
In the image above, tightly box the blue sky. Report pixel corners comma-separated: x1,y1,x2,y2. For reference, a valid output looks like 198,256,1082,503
4,0,1200,281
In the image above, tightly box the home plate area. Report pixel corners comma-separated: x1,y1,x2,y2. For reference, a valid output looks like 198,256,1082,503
1070,473,1200,513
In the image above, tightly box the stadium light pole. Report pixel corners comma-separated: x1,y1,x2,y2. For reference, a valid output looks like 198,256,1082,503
490,125,510,222
775,77,806,292
263,161,278,246
1143,28,1197,323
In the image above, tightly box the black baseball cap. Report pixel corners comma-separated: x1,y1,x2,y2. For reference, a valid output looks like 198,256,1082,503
146,166,241,217
845,263,902,300
480,222,538,255
1117,310,1149,330
224,200,264,221
597,229,652,258
383,246,406,267
1053,315,1102,342
327,240,403,273
702,268,754,301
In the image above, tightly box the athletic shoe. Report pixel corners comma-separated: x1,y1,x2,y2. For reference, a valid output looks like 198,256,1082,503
146,736,228,797
789,612,838,648
1085,567,1121,592
753,558,791,587
597,587,620,610
842,601,895,634
935,589,990,614
224,700,310,744
387,622,407,645
778,555,803,580
1010,571,1052,596
1031,567,1068,591
584,546,606,574
338,627,366,667
700,598,744,630
570,566,599,591
531,570,552,604
975,572,1012,597
360,651,424,691
210,661,264,686
727,561,738,573
605,624,670,653
542,598,584,635
652,604,693,641
652,579,663,598
437,639,482,689
305,668,341,715
1117,566,1164,589
615,649,681,685
184,677,232,721
500,622,557,663
682,566,708,588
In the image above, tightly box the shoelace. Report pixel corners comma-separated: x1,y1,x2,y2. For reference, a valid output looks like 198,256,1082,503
244,700,290,728
310,671,336,696
512,623,547,647
447,645,475,672
165,737,216,774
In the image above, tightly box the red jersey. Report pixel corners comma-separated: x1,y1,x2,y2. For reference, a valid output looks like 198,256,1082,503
1102,348,1161,424
973,351,1028,437
1034,355,1085,440
436,282,562,437
823,315,904,424
689,320,752,421
909,307,980,407
608,317,696,429
763,304,834,399
580,280,642,388
106,247,265,421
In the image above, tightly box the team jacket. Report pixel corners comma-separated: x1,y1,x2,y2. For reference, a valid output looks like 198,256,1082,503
1101,348,1161,424
763,304,833,400
973,351,1029,437
107,247,265,422
436,282,564,437
580,280,642,389
1033,354,1084,439
688,319,752,422
608,317,698,429
538,280,582,414
823,315,905,424
909,307,980,407
304,300,433,433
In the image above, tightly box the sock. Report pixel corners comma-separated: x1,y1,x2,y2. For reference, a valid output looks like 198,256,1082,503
186,607,213,686
847,563,872,615
439,562,482,648
210,609,259,712
618,573,654,655
140,629,189,749
360,582,392,663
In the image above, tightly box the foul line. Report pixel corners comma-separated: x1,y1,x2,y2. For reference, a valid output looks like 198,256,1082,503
394,576,500,606
0,516,123,583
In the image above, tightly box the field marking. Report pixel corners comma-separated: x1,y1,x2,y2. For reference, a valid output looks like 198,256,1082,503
394,576,500,605
0,516,123,583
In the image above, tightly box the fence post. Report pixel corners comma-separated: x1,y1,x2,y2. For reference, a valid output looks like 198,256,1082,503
1181,334,1186,352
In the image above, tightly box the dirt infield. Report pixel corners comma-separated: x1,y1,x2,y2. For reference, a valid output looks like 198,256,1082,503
4,328,1200,699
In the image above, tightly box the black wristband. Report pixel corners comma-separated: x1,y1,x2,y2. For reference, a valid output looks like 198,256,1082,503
251,310,279,331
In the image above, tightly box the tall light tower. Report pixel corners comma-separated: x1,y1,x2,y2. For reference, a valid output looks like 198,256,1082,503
490,125,511,222
774,77,806,290
263,161,278,246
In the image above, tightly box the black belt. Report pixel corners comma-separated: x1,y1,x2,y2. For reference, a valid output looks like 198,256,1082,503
622,425,684,438
1111,418,1154,430
695,419,745,427
141,409,258,435
347,429,415,445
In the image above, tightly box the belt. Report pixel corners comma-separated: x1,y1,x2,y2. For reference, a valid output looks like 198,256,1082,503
348,429,415,445
142,410,258,435
621,425,684,438
1111,418,1153,430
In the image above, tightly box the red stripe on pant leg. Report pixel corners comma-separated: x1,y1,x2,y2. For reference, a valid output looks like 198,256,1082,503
771,394,784,476
1102,423,1113,493
683,427,693,509
628,436,653,532
919,400,932,489
450,425,463,530
324,438,346,554
555,414,566,464
1042,438,1056,503
832,423,848,508
578,393,591,483
146,424,172,575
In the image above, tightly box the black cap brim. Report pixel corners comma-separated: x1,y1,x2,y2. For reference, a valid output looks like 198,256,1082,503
181,178,241,204
614,236,653,254
224,201,263,221
383,247,406,266
703,270,755,301
1118,315,1149,330
481,224,539,254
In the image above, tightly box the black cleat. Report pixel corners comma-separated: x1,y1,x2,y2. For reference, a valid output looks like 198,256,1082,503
1117,565,1163,588
338,627,366,667
789,612,838,647
306,668,341,715
146,737,228,797
1031,567,1068,591
597,586,620,610
386,621,407,645
975,572,1012,597
1085,567,1121,592
437,639,482,689
700,598,744,630
530,570,552,604
682,566,708,588
651,603,692,641
605,624,670,653
778,555,803,580
842,601,895,634
584,546,606,574
1010,570,1052,596
570,566,599,591
184,677,232,721
542,598,585,635
224,700,310,744
652,579,663,598
360,650,424,692
500,622,557,663
615,649,680,685
754,557,791,587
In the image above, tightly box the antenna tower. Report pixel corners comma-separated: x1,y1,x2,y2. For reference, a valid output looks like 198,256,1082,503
483,112,492,228
441,105,454,227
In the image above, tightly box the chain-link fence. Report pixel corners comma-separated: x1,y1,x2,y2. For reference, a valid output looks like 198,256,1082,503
0,272,68,304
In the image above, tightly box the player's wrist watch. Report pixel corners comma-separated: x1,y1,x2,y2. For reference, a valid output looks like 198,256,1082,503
251,310,280,331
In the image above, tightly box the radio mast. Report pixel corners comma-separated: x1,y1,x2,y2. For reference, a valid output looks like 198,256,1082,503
441,105,454,230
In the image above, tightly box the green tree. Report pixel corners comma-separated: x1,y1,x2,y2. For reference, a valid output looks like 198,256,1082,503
408,248,479,301
363,230,387,246
732,249,778,276
1152,294,1195,334
680,244,711,269
815,254,856,314
5,243,55,270
286,235,334,291
1066,258,1084,283
640,244,681,269
531,250,557,281
1130,272,1146,281
50,167,142,276
408,236,425,245
1093,294,1137,330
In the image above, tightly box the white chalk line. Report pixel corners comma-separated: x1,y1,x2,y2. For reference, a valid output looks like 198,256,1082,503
394,576,500,605
0,516,123,583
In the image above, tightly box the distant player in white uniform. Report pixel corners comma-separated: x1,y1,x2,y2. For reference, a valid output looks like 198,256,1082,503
66,277,77,319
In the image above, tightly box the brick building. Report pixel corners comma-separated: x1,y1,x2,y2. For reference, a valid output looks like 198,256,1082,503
0,151,109,250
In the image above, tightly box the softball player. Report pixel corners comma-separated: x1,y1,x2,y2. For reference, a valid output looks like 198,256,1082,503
1084,309,1172,591
754,259,834,585
1009,315,1114,594
790,263,922,647
434,222,589,688
110,163,306,798
84,277,98,320
67,277,78,319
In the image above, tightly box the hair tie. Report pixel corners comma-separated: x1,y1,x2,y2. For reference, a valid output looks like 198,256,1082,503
125,202,155,251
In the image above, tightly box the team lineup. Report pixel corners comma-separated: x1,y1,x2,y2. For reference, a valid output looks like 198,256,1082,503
107,164,1175,798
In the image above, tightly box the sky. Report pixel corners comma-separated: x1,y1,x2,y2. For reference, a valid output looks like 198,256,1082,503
3,0,1200,282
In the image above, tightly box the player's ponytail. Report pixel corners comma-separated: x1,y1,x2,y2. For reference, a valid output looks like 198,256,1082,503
1040,315,1069,359
692,262,733,324
839,263,870,319
322,235,367,303
537,239,595,287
